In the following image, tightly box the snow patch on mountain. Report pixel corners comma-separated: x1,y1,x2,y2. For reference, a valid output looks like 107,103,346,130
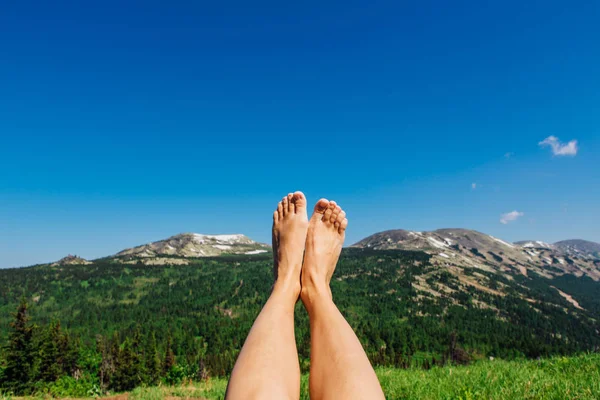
427,236,450,249
489,236,515,248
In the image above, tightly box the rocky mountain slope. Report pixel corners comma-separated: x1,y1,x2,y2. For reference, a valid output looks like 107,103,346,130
554,239,600,259
353,229,600,277
352,229,600,307
113,233,270,263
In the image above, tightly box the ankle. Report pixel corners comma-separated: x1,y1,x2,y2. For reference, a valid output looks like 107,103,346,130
300,276,332,311
272,278,301,301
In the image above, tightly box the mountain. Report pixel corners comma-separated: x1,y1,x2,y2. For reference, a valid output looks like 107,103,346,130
113,233,270,262
514,239,600,260
554,239,600,259
50,254,92,266
352,228,600,283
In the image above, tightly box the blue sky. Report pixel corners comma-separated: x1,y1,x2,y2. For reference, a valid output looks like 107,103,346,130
1,1,599,268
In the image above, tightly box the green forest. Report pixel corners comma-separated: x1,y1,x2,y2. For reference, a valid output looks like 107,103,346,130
1,249,599,396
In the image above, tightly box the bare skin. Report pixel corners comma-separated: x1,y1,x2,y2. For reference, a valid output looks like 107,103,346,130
225,192,308,400
301,199,385,400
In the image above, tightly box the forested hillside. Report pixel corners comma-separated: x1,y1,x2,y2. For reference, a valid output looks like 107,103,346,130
1,248,599,394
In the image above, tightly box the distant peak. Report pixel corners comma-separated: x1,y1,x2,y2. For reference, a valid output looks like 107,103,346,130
114,232,270,259
51,254,91,266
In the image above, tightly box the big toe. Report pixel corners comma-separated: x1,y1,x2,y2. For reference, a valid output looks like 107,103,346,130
312,198,329,216
292,191,307,215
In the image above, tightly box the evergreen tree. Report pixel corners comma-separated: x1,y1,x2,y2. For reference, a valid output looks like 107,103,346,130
38,320,64,382
2,299,36,394
144,332,162,385
112,337,139,391
164,334,176,374
63,332,81,378
131,325,144,382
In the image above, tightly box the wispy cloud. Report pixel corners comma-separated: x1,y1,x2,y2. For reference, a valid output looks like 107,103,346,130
504,152,514,158
500,210,524,224
471,183,477,190
539,136,578,156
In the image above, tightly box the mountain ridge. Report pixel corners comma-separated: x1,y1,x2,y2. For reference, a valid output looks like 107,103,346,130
352,228,600,282
113,232,270,261
39,230,600,271
553,239,600,259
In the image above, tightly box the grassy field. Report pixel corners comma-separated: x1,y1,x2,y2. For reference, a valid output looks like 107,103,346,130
4,353,599,399
374,353,600,399
115,353,600,399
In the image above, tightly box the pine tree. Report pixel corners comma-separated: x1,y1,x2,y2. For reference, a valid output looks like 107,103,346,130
38,320,64,382
2,299,36,394
144,332,162,385
163,334,176,374
130,325,144,382
63,332,81,378
112,337,139,391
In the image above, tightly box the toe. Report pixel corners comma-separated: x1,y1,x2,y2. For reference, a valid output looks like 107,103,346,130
273,210,279,223
330,205,342,223
313,198,329,215
287,193,294,213
339,218,348,233
277,201,284,218
333,209,345,225
281,196,289,216
323,202,335,223
292,191,307,214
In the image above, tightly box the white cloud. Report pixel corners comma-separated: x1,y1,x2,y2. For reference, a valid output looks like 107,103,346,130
504,152,514,158
539,136,578,156
471,183,477,190
500,210,524,224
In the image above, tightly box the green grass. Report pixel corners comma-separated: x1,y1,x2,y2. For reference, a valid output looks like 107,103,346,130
376,354,600,399
127,353,600,400
5,354,599,399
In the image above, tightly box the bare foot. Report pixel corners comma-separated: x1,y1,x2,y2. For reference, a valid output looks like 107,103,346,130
300,199,348,310
272,191,309,299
